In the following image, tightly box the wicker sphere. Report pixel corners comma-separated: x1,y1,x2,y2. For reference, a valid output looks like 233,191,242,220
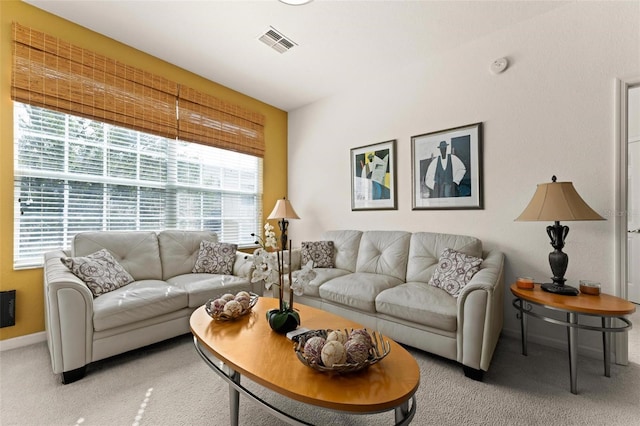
321,340,347,367
326,329,348,345
345,339,370,364
349,329,373,348
221,293,236,302
234,294,251,310
235,291,250,299
211,298,227,314
223,300,243,316
303,336,326,364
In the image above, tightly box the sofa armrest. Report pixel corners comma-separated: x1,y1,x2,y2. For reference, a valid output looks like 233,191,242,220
456,250,505,372
43,250,94,375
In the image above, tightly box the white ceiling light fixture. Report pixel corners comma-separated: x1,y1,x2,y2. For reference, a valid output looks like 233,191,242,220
279,0,313,5
258,26,297,53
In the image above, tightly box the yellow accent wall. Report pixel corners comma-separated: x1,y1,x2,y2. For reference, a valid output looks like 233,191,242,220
0,1,288,341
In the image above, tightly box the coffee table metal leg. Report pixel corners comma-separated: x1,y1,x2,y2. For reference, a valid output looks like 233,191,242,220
229,371,240,426
568,312,578,394
602,317,611,377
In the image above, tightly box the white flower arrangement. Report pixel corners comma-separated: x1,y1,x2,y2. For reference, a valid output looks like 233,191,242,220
249,223,317,297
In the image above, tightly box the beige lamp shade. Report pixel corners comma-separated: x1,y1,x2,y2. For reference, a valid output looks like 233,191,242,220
267,198,300,220
515,179,604,222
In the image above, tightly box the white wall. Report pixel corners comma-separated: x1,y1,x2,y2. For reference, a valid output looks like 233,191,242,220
287,2,640,354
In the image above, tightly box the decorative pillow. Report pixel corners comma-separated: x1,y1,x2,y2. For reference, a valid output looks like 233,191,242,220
61,249,134,297
428,248,483,298
301,241,335,268
192,240,238,275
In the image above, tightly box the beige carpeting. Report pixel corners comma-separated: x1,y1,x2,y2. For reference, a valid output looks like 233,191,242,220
1,332,639,426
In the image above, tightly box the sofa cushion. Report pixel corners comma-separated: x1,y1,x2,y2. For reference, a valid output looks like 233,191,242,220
429,248,483,297
92,280,189,331
61,249,134,297
301,241,335,268
192,241,238,275
167,274,252,308
72,231,162,281
320,230,363,272
405,232,483,283
158,230,218,280
355,231,411,281
318,272,403,313
376,282,457,332
298,268,351,297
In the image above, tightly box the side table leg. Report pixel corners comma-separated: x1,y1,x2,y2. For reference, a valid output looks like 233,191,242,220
519,298,528,356
602,317,611,377
568,312,578,394
229,371,240,426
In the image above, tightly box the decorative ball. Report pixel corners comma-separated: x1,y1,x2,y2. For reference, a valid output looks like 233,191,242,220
211,298,227,314
345,339,370,364
321,340,347,367
223,300,243,316
326,329,348,345
221,293,236,302
234,294,251,310
303,336,326,365
349,329,373,348
235,291,250,299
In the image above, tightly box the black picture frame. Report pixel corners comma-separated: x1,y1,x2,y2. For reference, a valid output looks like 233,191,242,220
350,139,397,211
411,123,483,210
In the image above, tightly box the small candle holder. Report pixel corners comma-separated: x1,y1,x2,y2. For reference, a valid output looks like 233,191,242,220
579,280,601,295
516,277,535,289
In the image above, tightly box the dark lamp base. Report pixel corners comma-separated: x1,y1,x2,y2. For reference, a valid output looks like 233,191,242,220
541,283,579,296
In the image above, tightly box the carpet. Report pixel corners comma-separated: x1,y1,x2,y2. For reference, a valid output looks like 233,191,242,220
1,333,639,426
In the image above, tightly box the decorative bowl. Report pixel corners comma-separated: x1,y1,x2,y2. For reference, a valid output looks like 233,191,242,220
205,292,259,321
294,328,391,374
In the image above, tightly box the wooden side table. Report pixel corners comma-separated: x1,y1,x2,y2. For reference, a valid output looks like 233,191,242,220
510,283,635,394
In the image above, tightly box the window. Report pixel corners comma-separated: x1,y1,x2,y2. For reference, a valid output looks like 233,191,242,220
14,102,262,269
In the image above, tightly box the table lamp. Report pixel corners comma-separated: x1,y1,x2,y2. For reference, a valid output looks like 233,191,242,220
515,176,604,295
267,197,300,250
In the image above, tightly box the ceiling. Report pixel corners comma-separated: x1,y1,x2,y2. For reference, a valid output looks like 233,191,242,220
25,0,568,112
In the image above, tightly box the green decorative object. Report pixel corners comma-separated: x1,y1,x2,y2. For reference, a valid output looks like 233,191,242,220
266,306,300,334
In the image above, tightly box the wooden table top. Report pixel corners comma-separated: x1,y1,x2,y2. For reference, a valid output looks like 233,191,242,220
510,283,636,316
190,297,420,413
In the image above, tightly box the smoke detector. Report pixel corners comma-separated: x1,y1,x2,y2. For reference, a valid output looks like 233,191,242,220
258,27,297,53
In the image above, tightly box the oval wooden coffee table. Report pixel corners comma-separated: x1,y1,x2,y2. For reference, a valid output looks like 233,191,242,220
190,297,419,426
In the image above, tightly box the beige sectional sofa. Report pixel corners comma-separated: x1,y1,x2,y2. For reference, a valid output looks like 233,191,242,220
292,230,505,380
43,230,255,383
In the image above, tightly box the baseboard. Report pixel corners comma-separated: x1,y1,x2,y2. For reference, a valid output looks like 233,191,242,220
0,331,46,352
501,328,603,361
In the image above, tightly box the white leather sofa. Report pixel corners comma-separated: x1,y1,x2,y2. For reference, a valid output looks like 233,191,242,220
43,230,255,383
291,230,505,380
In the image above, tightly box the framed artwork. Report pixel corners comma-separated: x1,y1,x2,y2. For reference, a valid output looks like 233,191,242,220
351,139,397,211
411,122,483,210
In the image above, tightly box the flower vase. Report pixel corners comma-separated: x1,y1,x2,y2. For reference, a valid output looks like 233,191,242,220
266,306,300,334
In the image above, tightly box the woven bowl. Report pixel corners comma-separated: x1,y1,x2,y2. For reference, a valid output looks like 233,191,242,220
205,292,259,321
294,328,390,374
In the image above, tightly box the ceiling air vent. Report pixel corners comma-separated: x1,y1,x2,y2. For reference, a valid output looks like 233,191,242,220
258,27,297,53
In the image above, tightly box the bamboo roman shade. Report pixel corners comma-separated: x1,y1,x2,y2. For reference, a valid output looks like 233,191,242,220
11,23,265,157
178,87,265,157
12,23,178,139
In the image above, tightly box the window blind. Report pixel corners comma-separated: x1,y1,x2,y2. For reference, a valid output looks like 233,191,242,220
14,103,262,269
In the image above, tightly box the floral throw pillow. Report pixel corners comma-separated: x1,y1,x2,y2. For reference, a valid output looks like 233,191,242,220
61,249,134,297
301,241,335,268
192,240,238,275
428,248,483,298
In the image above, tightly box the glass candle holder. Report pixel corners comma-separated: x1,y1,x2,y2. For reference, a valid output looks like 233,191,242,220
579,280,601,295
516,277,535,289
